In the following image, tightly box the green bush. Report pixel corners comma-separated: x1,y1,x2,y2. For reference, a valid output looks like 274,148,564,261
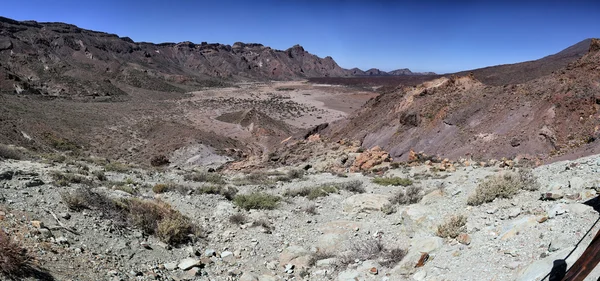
234,193,280,210
372,177,413,186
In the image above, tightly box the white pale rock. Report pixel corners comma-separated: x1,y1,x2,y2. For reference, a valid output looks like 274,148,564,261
178,258,201,270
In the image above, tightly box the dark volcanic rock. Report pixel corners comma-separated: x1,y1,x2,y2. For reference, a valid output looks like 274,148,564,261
0,17,351,99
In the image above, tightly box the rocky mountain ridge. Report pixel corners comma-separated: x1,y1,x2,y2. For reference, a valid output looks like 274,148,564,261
326,38,600,164
0,17,349,99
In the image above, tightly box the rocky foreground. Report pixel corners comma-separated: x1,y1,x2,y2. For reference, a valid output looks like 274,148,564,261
1,150,600,281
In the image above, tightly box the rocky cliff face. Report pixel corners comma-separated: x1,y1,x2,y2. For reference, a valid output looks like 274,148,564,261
0,17,349,99
328,39,600,163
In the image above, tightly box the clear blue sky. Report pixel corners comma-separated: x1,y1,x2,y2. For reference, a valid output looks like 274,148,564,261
2,1,599,73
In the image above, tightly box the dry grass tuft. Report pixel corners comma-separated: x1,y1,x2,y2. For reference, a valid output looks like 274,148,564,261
467,170,539,206
234,193,280,210
228,213,248,225
436,215,467,238
0,230,29,277
372,176,413,186
390,185,423,205
184,171,226,184
0,144,22,160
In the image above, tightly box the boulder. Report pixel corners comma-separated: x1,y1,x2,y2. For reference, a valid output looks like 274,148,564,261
343,194,390,213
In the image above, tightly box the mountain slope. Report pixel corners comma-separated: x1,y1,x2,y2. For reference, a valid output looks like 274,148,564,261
327,39,600,162
455,38,592,86
0,17,349,99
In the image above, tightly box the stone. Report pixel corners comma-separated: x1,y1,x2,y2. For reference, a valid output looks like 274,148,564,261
266,261,278,270
164,262,178,271
279,245,310,265
205,249,216,257
316,258,338,267
369,267,378,275
0,171,14,180
26,179,45,187
59,212,71,220
38,228,53,238
343,194,391,213
548,204,567,218
569,177,586,189
178,258,201,270
239,272,259,281
31,220,44,229
499,216,538,240
284,263,294,274
413,270,427,281
486,207,498,214
541,191,564,201
457,233,471,245
140,241,151,249
55,236,69,245
508,207,521,219
220,251,235,263
258,275,278,281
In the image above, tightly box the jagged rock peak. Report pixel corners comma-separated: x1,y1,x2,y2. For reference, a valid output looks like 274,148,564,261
589,38,600,53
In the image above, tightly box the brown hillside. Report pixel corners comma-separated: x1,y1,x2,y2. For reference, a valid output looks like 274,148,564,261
327,38,600,163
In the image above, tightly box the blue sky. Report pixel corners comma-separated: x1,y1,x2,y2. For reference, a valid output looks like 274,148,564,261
2,1,599,73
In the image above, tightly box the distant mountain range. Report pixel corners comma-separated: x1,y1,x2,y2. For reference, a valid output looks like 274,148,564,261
350,67,436,76
0,16,436,98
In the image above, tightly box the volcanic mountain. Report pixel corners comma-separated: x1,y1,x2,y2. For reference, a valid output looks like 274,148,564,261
0,17,349,100
327,39,600,163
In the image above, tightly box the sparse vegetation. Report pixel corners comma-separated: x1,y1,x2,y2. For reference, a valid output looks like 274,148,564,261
150,154,170,167
61,188,198,245
228,213,248,225
390,185,423,205
0,230,30,277
51,171,91,187
285,180,365,200
152,183,187,194
234,193,280,210
274,169,305,182
43,133,80,152
436,215,467,238
381,203,397,215
467,170,539,206
372,176,413,186
233,172,273,185
104,161,131,173
125,198,199,245
184,171,226,184
251,219,274,233
0,144,22,160
339,239,405,267
197,184,238,200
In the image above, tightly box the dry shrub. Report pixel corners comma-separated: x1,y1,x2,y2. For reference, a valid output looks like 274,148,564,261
124,198,198,245
228,213,248,225
303,204,318,215
0,230,29,277
372,177,413,186
93,170,107,181
338,180,365,193
381,203,397,215
308,251,336,266
157,215,197,245
0,144,22,160
275,169,305,182
467,170,539,206
152,183,188,194
184,171,225,184
380,248,407,268
197,184,238,200
436,215,467,238
251,219,274,233
234,193,280,210
233,172,272,185
104,162,131,173
150,155,170,167
390,185,423,205
51,171,91,187
340,239,384,265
